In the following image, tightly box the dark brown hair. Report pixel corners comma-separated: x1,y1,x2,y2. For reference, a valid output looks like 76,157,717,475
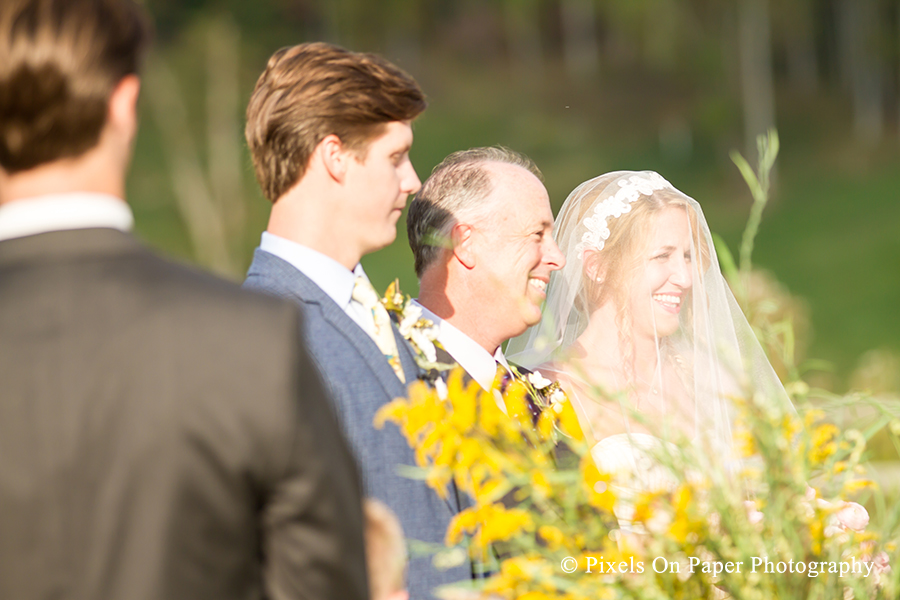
245,42,426,202
0,0,151,173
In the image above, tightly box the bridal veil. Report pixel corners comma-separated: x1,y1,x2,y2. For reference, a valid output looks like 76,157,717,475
508,171,793,457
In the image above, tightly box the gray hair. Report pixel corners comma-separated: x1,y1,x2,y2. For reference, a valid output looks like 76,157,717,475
407,146,542,277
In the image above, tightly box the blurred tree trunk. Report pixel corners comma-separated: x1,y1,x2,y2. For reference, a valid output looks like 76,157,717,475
145,56,235,276
781,0,818,92
206,17,245,252
835,0,884,145
738,0,776,164
144,16,250,278
560,0,600,79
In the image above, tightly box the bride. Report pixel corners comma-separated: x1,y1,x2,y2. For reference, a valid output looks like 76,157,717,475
508,171,791,493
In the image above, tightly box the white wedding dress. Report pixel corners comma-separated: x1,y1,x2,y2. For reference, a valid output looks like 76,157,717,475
590,433,683,532
591,433,679,493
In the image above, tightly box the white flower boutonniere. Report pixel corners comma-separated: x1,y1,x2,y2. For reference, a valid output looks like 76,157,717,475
507,367,576,434
381,280,450,373
526,370,553,390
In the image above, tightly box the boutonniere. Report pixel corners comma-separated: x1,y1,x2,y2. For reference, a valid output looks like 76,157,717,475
498,365,581,444
519,368,569,413
381,280,452,373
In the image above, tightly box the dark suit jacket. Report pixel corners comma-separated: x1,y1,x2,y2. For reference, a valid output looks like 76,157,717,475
0,229,367,600
245,248,473,600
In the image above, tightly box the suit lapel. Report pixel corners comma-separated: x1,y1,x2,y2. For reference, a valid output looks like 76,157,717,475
248,250,462,513
297,273,464,514
394,328,420,384
252,251,407,399
312,291,407,399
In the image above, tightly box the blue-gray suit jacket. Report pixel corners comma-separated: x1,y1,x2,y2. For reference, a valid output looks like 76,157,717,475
244,249,472,600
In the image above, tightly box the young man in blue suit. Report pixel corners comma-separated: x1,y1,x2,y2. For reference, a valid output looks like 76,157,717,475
243,43,472,599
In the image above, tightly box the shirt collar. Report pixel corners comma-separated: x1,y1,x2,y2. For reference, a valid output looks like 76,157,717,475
413,300,508,391
0,193,133,242
260,231,367,309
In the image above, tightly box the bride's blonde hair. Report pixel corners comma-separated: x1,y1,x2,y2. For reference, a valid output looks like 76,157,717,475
578,188,708,376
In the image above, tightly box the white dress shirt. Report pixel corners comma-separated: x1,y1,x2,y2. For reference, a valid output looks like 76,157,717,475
259,231,377,335
412,300,510,411
0,193,133,242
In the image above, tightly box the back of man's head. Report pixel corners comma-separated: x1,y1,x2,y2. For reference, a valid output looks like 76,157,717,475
0,0,150,174
407,146,542,278
245,42,426,203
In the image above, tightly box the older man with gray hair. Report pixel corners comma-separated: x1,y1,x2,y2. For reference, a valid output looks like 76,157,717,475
407,147,565,397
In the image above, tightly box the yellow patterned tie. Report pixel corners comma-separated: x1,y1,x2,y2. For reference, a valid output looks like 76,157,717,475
351,277,405,383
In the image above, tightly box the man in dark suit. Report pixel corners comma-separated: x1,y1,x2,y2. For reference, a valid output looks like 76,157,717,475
243,43,473,599
406,147,565,403
0,2,367,599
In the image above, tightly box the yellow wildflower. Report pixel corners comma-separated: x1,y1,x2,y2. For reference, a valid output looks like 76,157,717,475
555,397,585,442
518,592,553,600
381,279,405,311
781,412,801,442
581,455,615,512
537,525,565,551
456,438,484,471
843,478,877,495
479,388,505,437
436,435,462,471
733,424,756,458
808,422,840,465
537,408,555,440
446,508,478,546
804,409,826,429
504,381,531,427
447,503,534,550
809,515,825,554
471,476,505,504
448,373,478,434
531,469,553,499
479,504,535,547
668,484,703,544
373,397,410,429
426,468,452,500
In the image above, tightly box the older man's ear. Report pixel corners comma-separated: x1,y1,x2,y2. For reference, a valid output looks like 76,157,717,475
450,222,477,269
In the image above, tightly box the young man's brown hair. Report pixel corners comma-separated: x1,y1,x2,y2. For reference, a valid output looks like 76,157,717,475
245,42,426,203
0,0,150,173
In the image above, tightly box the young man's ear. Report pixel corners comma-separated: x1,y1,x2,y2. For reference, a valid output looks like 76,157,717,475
317,134,350,183
450,222,476,269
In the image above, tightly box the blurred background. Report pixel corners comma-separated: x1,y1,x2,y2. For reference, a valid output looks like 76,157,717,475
131,0,899,393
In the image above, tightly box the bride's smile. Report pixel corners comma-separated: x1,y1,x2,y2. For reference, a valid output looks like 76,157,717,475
632,206,694,339
652,293,681,311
